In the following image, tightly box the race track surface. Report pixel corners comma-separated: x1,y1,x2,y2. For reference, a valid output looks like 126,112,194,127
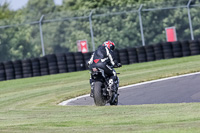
59,72,200,106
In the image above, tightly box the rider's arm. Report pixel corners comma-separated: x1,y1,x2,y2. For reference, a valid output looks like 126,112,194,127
105,47,117,66
88,53,94,65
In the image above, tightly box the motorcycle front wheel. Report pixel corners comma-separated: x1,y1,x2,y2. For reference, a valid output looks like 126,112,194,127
93,81,106,106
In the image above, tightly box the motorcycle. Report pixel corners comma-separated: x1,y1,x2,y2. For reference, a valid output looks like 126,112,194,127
90,66,120,106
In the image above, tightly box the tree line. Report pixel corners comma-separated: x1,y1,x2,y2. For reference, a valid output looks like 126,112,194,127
0,0,199,62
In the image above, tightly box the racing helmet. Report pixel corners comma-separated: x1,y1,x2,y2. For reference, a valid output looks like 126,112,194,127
103,40,115,50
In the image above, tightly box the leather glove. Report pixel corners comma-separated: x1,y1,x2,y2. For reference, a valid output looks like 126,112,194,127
117,63,122,67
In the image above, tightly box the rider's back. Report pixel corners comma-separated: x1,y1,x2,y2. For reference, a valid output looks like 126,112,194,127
93,45,107,60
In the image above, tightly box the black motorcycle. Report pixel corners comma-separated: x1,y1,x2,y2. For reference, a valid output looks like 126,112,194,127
90,67,120,106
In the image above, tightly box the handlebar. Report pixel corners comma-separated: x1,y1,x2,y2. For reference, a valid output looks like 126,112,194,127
113,63,122,68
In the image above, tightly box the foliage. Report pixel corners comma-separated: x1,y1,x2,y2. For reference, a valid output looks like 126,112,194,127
0,0,200,62
0,2,14,61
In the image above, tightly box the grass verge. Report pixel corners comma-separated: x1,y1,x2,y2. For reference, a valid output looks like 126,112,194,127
0,55,200,133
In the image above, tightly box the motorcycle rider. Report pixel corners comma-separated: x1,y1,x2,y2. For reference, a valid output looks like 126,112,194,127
88,40,121,97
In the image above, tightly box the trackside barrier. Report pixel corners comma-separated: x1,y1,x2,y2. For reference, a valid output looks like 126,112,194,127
0,39,199,81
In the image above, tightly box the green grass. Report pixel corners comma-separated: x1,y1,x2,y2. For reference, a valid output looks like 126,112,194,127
1,55,200,133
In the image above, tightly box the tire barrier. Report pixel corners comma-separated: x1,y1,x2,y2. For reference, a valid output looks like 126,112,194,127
172,41,182,58
114,49,120,63
13,60,23,79
22,59,33,78
46,54,59,75
127,48,138,64
83,52,92,62
31,58,41,77
118,49,129,65
56,53,68,73
39,56,49,76
74,52,86,71
153,43,164,60
180,40,191,57
162,42,174,59
137,46,147,63
189,40,200,55
0,39,200,82
83,52,92,70
0,63,6,81
66,53,76,72
4,61,15,80
145,45,155,62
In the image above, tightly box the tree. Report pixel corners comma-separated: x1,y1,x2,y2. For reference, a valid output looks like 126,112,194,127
0,0,199,62
0,2,15,62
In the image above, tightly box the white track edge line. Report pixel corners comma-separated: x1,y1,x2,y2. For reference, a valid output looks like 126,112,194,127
59,71,200,106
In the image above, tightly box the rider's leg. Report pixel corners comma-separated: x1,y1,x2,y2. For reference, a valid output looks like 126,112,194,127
109,76,118,93
107,68,118,93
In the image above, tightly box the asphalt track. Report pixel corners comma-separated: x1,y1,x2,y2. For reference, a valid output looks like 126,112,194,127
59,72,200,106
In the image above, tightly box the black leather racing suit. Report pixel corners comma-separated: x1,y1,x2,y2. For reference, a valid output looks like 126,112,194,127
88,45,119,93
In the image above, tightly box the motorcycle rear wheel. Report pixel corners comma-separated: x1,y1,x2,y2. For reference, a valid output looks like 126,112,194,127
94,81,106,106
